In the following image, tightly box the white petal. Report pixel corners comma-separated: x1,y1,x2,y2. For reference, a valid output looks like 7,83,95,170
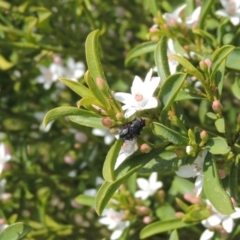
195,175,203,196
200,229,215,240
231,207,240,219
104,135,115,145
110,229,123,240
92,128,107,137
230,16,240,25
206,215,222,227
124,108,137,118
131,76,144,94
141,97,158,110
175,165,197,178
136,178,149,191
216,9,228,17
135,190,150,200
114,92,134,105
222,217,234,233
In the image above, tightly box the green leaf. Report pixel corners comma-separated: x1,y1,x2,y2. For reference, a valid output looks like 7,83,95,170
206,112,217,120
159,73,187,121
147,0,159,16
229,160,240,202
74,194,95,207
199,0,214,29
140,218,194,239
125,41,157,66
170,230,179,240
231,76,240,100
171,176,194,195
154,36,170,83
215,118,225,133
43,107,105,129
193,29,217,47
58,78,93,98
85,29,106,80
102,139,123,182
35,7,52,23
156,204,176,220
204,137,230,155
170,54,204,82
0,223,31,240
95,144,168,215
203,152,234,215
24,16,38,33
152,122,189,145
0,54,14,70
226,47,240,71
210,45,234,85
175,90,204,101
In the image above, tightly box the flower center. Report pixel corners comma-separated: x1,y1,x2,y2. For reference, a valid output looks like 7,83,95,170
134,93,144,102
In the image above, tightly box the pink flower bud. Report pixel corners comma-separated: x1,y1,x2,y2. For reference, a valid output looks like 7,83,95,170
143,216,152,224
212,100,223,113
200,130,208,141
199,60,208,72
96,77,108,91
140,144,153,153
218,169,226,179
101,117,113,127
175,212,184,218
136,206,149,215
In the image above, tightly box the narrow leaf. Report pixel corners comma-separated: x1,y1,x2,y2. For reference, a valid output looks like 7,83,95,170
102,139,123,182
125,41,157,66
229,161,240,202
210,45,234,83
43,107,105,129
203,152,234,215
226,47,240,71
204,137,230,155
199,0,214,29
85,29,106,80
170,230,179,240
95,144,169,215
152,122,189,145
74,194,95,207
140,219,194,239
0,223,31,240
154,36,170,83
215,118,225,133
58,78,93,98
171,54,204,82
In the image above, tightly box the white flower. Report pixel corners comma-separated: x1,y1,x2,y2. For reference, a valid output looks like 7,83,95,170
200,201,240,240
115,139,138,169
65,58,85,81
163,4,186,26
167,39,179,74
216,0,240,26
114,69,160,118
186,6,201,28
135,172,163,200
175,150,208,196
0,143,11,175
36,62,65,90
99,208,130,240
92,128,115,145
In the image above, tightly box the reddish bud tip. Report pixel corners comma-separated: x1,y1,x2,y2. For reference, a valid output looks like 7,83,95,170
140,144,153,153
101,117,113,127
212,100,223,113
143,216,152,224
96,77,108,90
200,130,208,141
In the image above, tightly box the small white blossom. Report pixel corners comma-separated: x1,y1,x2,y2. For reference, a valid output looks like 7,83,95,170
175,150,208,196
216,0,240,26
99,208,130,240
200,200,240,240
65,58,85,81
92,128,115,145
114,69,160,118
36,62,65,90
135,172,163,200
186,6,201,28
0,143,11,175
163,4,186,26
115,139,138,169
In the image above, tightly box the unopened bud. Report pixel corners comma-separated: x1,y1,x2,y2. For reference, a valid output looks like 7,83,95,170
116,112,124,121
212,100,223,113
140,144,153,153
199,60,208,72
237,113,240,123
96,77,108,91
149,24,159,32
204,59,212,70
101,117,113,127
143,216,152,224
136,206,150,215
174,149,185,158
200,130,208,141
175,212,184,219
218,169,226,179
